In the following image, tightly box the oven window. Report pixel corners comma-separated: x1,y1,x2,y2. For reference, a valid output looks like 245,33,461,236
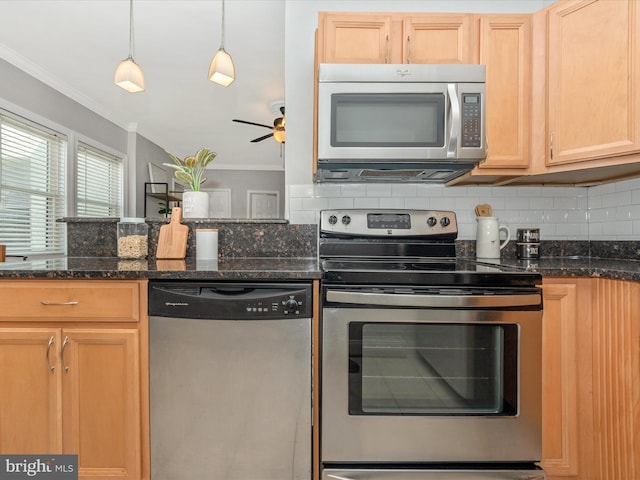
331,93,445,147
348,323,518,416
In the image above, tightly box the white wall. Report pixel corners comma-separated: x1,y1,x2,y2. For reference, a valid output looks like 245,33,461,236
283,0,640,243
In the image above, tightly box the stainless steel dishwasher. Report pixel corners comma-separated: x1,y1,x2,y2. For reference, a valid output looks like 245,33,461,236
148,281,313,480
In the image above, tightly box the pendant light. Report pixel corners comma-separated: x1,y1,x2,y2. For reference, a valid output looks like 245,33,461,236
208,0,235,87
114,0,145,93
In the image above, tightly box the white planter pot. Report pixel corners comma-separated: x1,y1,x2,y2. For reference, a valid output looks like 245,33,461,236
182,191,209,218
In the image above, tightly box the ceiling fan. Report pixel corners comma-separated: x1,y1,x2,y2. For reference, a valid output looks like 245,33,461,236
233,105,285,144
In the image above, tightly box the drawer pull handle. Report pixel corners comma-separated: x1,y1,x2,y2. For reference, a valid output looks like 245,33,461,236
61,336,70,373
41,300,79,306
46,336,55,373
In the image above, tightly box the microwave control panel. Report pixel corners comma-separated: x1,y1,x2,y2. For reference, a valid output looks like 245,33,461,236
461,93,482,148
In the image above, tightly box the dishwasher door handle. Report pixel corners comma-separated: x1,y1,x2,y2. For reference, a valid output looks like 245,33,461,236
325,289,541,308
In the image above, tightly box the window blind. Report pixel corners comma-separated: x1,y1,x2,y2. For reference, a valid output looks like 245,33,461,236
76,142,123,217
0,113,66,255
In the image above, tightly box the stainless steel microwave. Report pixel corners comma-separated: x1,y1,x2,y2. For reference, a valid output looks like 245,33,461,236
316,63,486,183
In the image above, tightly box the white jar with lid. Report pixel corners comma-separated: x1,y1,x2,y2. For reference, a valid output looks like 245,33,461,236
117,218,148,259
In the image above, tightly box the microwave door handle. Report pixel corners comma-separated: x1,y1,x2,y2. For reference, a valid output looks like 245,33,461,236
447,83,460,158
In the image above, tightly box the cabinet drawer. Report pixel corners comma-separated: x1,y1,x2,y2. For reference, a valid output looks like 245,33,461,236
0,280,141,322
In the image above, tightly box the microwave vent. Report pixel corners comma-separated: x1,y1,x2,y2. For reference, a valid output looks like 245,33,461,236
315,162,475,183
359,169,425,178
358,168,457,180
324,170,351,180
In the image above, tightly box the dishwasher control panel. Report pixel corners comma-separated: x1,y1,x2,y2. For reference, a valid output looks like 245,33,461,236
148,282,313,320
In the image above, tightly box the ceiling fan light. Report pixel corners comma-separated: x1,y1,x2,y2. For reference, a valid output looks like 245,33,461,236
273,129,285,143
208,48,235,86
114,57,145,93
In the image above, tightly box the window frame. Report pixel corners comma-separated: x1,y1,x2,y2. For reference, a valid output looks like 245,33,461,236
0,99,128,257
75,138,125,218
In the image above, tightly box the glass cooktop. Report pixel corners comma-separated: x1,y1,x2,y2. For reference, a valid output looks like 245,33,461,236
320,257,541,288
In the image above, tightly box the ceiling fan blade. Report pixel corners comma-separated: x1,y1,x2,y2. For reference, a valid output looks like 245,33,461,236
232,119,273,129
251,133,274,143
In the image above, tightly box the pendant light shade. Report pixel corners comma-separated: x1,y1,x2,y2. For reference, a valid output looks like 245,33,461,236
208,48,235,87
208,0,235,86
114,57,145,93
115,0,145,93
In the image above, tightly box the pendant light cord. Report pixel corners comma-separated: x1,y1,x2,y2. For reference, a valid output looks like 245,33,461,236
128,0,135,59
220,0,226,50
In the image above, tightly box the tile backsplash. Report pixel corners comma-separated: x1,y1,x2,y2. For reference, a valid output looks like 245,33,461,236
288,176,640,241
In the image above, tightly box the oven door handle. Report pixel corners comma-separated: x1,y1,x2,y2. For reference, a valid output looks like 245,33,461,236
326,290,541,308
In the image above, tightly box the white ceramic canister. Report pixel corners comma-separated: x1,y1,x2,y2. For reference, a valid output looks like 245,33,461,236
196,228,218,259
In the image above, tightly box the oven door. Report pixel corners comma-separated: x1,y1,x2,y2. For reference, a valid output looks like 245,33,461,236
321,287,542,464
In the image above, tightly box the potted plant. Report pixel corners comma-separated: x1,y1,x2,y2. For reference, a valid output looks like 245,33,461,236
164,147,217,218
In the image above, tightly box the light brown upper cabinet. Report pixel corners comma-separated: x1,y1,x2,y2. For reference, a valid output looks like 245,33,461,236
451,14,533,185
546,0,640,166
317,13,393,64
402,14,477,64
317,12,476,64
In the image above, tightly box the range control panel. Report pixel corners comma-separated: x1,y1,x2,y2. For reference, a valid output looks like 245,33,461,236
148,283,313,320
320,209,458,239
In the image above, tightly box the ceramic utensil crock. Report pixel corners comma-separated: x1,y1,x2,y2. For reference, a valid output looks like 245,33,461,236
476,217,510,259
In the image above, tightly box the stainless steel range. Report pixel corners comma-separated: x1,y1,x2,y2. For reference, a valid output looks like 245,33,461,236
319,209,545,480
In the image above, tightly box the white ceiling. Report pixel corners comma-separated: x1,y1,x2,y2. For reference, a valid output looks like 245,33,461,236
0,0,286,170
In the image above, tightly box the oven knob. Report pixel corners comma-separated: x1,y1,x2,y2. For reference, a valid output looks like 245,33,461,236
328,215,338,225
427,216,437,227
342,215,351,225
440,217,451,227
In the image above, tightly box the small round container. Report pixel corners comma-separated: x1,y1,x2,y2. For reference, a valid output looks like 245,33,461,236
516,242,540,260
117,218,148,259
517,228,540,243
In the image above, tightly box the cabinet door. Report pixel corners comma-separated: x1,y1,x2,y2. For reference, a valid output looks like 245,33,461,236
62,329,141,480
591,279,640,479
540,281,583,478
0,328,63,454
403,14,476,64
318,13,393,64
478,15,531,169
547,0,640,165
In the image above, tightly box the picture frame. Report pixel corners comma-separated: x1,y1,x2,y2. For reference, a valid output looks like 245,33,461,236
148,163,170,194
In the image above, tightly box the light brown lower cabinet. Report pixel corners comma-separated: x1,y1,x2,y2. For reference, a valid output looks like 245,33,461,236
0,280,149,480
541,277,640,480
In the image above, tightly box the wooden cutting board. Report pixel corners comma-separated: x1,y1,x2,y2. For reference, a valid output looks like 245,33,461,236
156,207,188,259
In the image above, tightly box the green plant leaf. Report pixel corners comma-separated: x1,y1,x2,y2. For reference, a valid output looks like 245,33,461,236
162,163,182,171
175,171,192,185
165,151,182,167
162,148,214,191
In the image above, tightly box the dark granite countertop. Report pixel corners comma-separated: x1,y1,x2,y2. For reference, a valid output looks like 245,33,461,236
1,255,640,283
496,256,640,282
0,256,321,281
